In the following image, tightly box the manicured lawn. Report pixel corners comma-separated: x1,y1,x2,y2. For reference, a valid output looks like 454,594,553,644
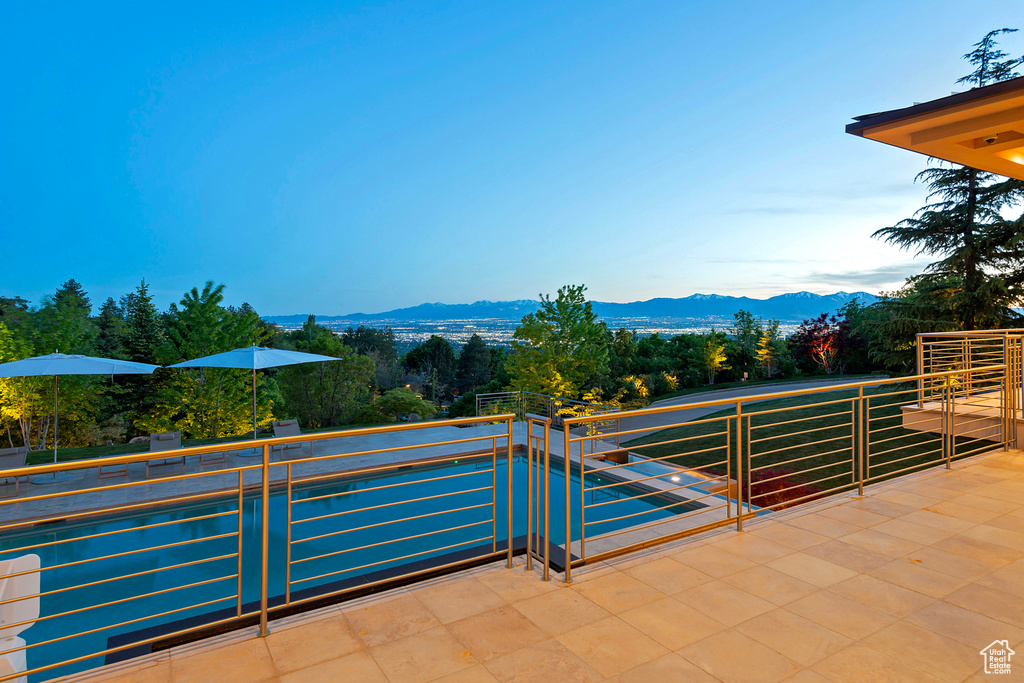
622,384,997,508
652,374,882,403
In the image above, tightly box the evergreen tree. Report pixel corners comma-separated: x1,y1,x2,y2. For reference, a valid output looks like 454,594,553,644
94,297,126,358
122,279,165,363
874,29,1024,330
113,280,168,439
38,281,97,354
54,279,91,316
456,334,492,391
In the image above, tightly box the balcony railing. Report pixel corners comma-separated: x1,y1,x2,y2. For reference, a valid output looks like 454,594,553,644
0,415,516,682
524,364,1012,582
0,356,1018,680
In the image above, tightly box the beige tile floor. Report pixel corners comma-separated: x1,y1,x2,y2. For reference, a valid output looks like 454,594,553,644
56,448,1024,683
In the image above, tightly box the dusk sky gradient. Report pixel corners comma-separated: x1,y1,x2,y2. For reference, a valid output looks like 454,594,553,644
3,1,1022,314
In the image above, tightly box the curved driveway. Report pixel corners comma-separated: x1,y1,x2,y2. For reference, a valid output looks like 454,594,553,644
615,376,885,442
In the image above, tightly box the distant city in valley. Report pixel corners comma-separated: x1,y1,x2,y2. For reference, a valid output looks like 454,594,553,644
266,291,878,347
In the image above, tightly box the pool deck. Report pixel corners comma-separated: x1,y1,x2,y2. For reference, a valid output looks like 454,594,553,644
0,423,518,527
54,447,1024,683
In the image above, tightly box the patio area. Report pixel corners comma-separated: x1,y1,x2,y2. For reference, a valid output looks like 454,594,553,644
57,446,1024,683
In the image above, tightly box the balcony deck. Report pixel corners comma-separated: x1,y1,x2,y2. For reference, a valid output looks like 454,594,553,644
902,390,1021,443
57,446,1024,683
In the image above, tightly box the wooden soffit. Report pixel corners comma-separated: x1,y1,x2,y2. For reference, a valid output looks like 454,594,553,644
847,76,1024,180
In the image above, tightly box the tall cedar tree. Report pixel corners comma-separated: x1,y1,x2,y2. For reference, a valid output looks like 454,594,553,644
873,29,1024,331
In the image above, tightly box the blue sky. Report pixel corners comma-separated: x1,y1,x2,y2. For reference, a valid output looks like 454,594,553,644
3,1,1022,315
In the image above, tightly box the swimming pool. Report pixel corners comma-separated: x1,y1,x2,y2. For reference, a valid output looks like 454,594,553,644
0,453,697,679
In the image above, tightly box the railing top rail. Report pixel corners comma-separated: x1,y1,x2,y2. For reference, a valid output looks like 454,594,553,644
0,412,518,478
523,392,618,412
918,329,1024,338
561,365,1006,426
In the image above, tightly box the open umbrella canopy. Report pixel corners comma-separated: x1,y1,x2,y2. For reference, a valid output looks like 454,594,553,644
167,346,337,371
0,353,159,377
168,346,338,445
0,352,160,483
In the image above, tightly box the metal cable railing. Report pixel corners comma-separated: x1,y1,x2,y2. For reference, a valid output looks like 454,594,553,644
0,414,516,682
554,364,1011,581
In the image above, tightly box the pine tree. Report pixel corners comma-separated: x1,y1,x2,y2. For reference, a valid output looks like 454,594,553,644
874,29,1024,330
456,334,492,391
94,297,126,358
122,279,165,363
54,279,91,316
114,280,167,439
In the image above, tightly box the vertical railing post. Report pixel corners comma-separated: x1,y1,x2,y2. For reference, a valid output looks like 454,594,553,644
947,380,954,468
857,387,865,496
736,403,744,531
579,420,586,562
491,437,497,555
236,471,244,618
285,463,293,605
996,358,1006,452
543,417,551,582
563,424,572,584
525,418,534,571
917,334,925,408
259,443,270,637
507,417,514,569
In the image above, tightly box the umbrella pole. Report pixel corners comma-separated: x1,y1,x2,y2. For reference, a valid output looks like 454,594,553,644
34,374,74,483
252,368,257,440
53,376,59,468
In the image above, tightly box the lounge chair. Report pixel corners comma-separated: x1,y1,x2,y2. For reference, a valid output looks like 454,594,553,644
0,553,40,682
0,447,28,498
271,420,306,458
146,431,185,477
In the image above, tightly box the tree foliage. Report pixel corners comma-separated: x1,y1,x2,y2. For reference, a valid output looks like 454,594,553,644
342,325,401,389
277,317,375,428
456,334,492,391
376,387,437,422
139,282,272,438
506,285,609,398
699,332,730,384
873,29,1024,332
405,335,457,399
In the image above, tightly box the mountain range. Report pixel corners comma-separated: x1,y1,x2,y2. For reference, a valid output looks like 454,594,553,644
267,291,878,325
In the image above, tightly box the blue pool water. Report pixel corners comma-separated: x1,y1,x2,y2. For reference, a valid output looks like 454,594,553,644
0,455,692,679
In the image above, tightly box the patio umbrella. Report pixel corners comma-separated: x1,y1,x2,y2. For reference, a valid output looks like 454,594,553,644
167,346,338,448
0,352,160,483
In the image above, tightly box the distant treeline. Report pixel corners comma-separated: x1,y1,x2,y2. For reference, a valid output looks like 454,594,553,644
0,279,885,450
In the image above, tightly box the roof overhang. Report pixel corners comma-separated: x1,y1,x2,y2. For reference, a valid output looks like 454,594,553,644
847,76,1024,180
